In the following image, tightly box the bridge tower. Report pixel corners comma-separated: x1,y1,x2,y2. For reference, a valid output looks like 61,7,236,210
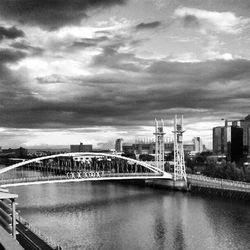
173,115,187,181
154,119,165,171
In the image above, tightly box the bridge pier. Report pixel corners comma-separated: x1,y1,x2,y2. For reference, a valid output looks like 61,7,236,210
145,179,188,191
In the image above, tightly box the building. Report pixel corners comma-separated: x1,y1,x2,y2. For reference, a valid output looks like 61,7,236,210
164,142,174,153
134,143,154,155
229,125,243,162
240,114,250,156
1,147,28,158
122,141,155,155
122,140,195,156
115,138,123,152
183,143,195,152
70,143,92,153
122,143,134,154
213,122,243,162
213,126,225,155
192,137,203,153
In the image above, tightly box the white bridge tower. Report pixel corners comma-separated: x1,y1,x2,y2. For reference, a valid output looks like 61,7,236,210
154,119,165,171
173,115,186,181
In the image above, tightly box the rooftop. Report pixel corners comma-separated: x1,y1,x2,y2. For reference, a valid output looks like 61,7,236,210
245,114,250,121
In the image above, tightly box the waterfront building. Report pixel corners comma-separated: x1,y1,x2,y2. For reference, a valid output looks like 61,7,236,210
164,142,174,153
123,142,155,155
183,143,195,152
213,126,226,155
228,125,243,162
115,138,123,152
240,114,250,157
70,143,92,153
122,140,197,156
192,137,203,153
122,143,134,154
1,147,28,158
213,122,243,162
133,143,154,155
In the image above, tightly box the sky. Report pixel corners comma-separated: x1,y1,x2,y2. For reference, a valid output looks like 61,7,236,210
0,0,250,149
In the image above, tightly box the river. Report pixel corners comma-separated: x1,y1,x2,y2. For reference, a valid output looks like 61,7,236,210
8,181,250,250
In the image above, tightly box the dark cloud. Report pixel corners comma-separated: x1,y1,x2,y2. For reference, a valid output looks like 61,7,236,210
91,45,150,72
71,41,97,49
182,15,200,28
11,41,44,55
135,21,161,30
0,53,250,129
0,65,30,119
0,49,28,109
36,75,70,84
69,36,108,49
0,0,127,29
0,49,27,63
147,59,250,83
0,26,24,40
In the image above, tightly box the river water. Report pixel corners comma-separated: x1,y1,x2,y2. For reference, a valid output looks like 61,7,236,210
9,181,250,250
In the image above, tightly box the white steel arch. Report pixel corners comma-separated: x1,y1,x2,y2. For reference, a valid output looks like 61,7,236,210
0,152,169,176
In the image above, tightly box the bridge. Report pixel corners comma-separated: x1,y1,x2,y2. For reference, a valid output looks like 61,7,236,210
0,152,173,187
1,152,250,250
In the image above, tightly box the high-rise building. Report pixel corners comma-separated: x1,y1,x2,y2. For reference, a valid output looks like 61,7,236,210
213,126,226,155
240,114,250,156
213,122,243,162
229,125,243,162
115,138,123,152
192,137,203,153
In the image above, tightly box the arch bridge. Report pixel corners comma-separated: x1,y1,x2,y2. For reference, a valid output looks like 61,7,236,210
0,152,172,187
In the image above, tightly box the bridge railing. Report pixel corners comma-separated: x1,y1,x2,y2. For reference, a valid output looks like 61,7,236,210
16,214,61,249
65,172,163,178
0,172,164,185
187,174,250,192
0,175,67,185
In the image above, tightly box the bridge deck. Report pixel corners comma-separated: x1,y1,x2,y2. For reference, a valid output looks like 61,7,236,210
188,174,250,193
0,173,171,188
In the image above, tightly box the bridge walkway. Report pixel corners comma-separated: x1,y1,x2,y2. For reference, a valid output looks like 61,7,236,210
187,174,250,193
0,226,24,250
16,215,60,250
0,172,166,187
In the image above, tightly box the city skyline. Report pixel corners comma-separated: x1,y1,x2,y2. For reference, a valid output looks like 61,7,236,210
0,0,250,148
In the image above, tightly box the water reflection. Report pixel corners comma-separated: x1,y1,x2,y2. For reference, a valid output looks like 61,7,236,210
9,182,250,250
173,222,185,250
153,198,166,250
203,198,250,250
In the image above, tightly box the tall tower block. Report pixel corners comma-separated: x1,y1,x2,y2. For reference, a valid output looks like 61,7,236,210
154,119,165,171
173,115,186,181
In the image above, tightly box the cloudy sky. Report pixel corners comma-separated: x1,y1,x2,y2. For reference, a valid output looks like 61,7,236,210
0,0,250,149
